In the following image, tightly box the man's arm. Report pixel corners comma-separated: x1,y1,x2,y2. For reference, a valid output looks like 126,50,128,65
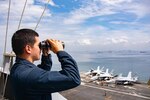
37,54,52,71
58,51,80,87
26,51,80,93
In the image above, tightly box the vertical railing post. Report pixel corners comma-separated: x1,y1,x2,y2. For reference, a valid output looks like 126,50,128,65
1,52,15,99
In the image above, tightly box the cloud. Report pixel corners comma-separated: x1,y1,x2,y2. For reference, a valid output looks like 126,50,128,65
124,3,149,18
63,1,116,25
63,0,150,25
100,0,132,6
36,0,58,7
78,39,92,45
106,36,128,44
48,0,58,7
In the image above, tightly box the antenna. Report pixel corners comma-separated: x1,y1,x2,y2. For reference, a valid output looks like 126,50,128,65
34,0,51,30
2,0,11,99
4,0,11,54
18,0,28,30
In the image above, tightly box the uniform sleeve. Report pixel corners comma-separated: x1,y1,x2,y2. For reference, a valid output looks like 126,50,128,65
26,51,81,94
37,54,52,71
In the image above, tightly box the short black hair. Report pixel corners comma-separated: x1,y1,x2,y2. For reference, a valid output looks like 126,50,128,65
11,29,39,55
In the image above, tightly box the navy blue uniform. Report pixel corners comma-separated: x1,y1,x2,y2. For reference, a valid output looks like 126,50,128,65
10,51,81,100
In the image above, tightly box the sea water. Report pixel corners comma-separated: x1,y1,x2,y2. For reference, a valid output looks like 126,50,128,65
52,51,150,83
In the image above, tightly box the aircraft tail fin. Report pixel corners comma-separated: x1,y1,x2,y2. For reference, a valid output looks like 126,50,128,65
127,71,132,78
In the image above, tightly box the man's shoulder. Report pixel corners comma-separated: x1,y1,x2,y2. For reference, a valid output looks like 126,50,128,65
10,63,37,83
10,62,35,76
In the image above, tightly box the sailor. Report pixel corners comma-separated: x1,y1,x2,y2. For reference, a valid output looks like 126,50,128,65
10,29,81,100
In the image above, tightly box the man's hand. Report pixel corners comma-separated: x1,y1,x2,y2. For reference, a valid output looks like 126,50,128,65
47,39,64,54
42,40,51,56
42,47,50,56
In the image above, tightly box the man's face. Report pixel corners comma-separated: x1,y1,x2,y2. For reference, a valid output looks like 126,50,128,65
31,36,41,61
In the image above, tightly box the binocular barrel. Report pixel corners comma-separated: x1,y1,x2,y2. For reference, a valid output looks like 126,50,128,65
39,41,65,49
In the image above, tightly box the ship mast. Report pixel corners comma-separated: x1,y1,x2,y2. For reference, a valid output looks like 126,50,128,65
34,0,51,30
4,0,11,54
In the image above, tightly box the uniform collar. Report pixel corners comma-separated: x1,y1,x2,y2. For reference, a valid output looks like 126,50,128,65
15,57,33,65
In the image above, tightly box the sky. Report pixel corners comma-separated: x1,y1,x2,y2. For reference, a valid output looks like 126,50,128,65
0,0,150,53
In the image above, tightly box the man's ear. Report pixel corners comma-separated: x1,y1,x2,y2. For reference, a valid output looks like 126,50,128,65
25,45,32,54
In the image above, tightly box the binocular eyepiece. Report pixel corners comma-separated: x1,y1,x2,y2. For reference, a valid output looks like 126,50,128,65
39,41,65,49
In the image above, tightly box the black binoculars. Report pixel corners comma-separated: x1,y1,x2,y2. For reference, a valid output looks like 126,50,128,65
39,41,65,49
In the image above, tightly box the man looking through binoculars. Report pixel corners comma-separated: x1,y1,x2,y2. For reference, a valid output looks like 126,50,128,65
10,28,81,100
